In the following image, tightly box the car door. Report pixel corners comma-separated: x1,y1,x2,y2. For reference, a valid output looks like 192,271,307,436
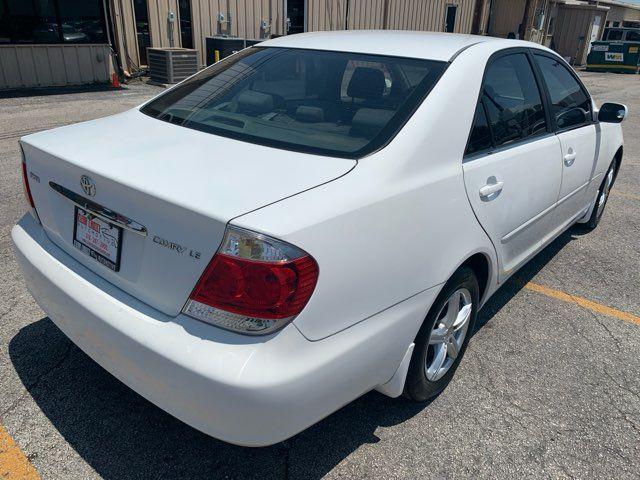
462,50,563,281
532,53,598,225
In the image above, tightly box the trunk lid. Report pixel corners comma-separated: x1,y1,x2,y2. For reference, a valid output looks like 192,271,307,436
22,109,355,316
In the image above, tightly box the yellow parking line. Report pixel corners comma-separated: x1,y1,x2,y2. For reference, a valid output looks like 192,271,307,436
0,424,40,480
611,190,640,201
525,282,640,326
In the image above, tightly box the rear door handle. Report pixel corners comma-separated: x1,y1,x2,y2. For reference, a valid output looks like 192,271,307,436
564,151,577,166
479,181,504,199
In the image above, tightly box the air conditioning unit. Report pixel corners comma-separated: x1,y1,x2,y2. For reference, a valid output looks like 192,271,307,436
147,48,198,84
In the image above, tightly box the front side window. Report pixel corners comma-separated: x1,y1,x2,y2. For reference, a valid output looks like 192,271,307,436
534,54,591,130
481,53,547,147
141,47,446,158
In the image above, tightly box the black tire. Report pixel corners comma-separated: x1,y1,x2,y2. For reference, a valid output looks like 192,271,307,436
404,267,479,402
582,158,618,231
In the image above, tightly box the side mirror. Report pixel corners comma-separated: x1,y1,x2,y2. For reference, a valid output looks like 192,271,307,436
598,102,628,123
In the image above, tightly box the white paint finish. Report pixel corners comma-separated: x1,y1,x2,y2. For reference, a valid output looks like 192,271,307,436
375,343,415,397
22,109,354,222
260,30,496,60
554,125,598,222
234,43,499,339
12,34,625,445
13,214,437,446
20,110,354,315
462,135,564,280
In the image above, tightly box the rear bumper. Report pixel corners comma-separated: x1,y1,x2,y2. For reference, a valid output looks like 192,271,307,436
11,214,436,446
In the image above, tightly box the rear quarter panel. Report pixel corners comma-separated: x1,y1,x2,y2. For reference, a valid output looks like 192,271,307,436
232,45,501,341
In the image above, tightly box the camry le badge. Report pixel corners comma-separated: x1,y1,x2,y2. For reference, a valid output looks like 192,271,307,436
80,175,96,197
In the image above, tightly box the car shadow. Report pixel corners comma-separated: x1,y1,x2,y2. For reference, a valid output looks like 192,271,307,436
8,229,580,480
472,228,578,335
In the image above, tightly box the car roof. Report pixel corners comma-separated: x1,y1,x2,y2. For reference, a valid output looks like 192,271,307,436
259,30,539,62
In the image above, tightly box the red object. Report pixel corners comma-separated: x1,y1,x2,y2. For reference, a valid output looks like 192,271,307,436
78,214,87,225
110,72,120,88
190,253,319,319
21,161,36,209
90,220,100,232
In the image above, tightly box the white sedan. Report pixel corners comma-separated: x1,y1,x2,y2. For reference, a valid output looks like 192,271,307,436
13,31,626,446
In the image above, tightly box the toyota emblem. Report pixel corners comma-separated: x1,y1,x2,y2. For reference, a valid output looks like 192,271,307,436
80,175,96,197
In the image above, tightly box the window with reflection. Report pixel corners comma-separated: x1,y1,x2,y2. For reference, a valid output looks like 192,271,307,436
0,0,106,44
481,53,547,147
534,54,591,130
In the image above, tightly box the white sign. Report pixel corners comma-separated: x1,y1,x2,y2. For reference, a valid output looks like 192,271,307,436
605,52,624,62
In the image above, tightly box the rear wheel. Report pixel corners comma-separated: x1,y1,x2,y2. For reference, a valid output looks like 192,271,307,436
404,267,479,402
583,159,617,231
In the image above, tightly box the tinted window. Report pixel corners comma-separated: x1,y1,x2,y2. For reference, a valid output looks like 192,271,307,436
341,60,392,100
535,55,591,130
481,53,547,147
627,30,640,42
606,29,623,40
465,101,492,155
141,47,446,159
0,0,105,44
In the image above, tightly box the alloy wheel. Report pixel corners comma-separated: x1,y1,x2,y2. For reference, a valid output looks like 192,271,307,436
425,288,472,382
596,164,615,220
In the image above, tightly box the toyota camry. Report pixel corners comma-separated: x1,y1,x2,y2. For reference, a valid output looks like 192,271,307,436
12,31,626,446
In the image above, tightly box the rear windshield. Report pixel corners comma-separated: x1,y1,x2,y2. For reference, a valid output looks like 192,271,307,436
140,47,446,158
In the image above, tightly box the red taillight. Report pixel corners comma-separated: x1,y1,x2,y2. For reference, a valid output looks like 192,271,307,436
190,253,318,319
183,226,319,335
21,160,36,209
21,149,39,223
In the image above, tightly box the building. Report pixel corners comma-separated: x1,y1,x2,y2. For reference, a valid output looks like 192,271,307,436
547,0,609,65
591,0,640,28
1,0,479,90
482,0,552,42
111,0,479,72
0,0,116,90
477,0,640,65
1,0,638,90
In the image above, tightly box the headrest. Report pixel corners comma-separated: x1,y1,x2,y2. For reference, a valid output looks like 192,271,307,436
347,67,386,100
350,108,395,139
295,106,324,123
236,90,274,115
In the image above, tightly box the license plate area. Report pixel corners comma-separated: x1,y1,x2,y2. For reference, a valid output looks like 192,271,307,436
73,207,123,272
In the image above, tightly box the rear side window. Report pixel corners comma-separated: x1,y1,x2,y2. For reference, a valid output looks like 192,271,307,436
140,47,446,159
481,53,547,147
534,55,591,130
465,102,492,155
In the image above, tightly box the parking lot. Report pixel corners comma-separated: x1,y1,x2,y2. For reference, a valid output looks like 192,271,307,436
1,72,639,479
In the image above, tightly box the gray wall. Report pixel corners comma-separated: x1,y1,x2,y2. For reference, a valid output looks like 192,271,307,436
111,0,480,71
307,0,477,33
0,45,114,90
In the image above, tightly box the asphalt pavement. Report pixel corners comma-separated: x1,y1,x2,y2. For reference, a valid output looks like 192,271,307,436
0,74,639,479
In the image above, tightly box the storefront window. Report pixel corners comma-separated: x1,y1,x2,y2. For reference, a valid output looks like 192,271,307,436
0,0,107,44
